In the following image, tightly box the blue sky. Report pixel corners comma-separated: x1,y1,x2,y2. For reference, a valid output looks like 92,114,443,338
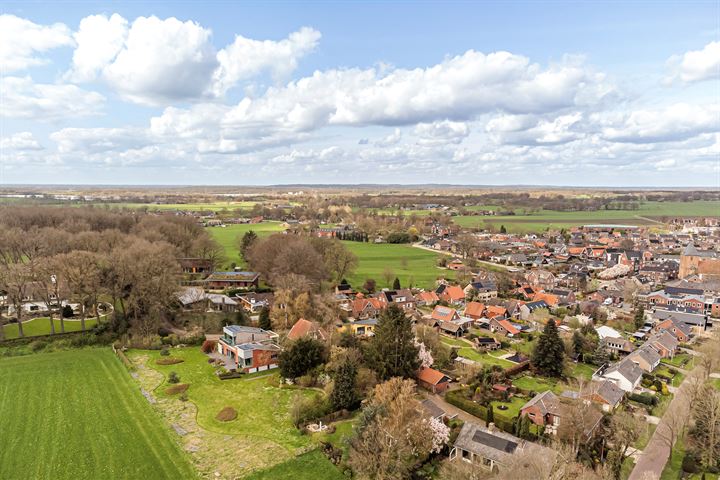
1,1,718,186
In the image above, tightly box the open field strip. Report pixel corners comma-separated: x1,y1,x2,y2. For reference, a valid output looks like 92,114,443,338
1,316,101,340
0,348,197,480
207,222,285,267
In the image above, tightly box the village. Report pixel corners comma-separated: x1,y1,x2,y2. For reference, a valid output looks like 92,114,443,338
2,196,719,480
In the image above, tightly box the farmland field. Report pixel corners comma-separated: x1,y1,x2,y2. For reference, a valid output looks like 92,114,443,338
0,348,196,480
341,241,443,289
128,347,341,478
207,222,285,267
1,317,99,340
92,201,260,211
453,200,720,233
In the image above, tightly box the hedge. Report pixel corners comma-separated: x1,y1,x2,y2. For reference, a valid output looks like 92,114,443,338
629,392,657,406
445,389,488,421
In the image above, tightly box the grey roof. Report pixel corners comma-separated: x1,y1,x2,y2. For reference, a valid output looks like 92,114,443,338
652,309,707,327
605,358,643,385
649,331,679,351
236,342,280,352
521,390,561,416
583,379,625,407
629,345,661,367
453,422,528,464
420,399,446,419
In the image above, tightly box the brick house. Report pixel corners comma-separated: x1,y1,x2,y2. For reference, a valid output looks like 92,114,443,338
416,367,451,393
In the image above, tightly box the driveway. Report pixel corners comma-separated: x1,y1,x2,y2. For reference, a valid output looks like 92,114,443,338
426,390,486,425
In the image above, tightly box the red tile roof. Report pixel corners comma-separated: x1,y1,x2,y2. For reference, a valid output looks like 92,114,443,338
416,367,450,386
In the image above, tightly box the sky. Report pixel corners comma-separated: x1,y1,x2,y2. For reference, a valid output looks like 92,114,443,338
0,0,719,186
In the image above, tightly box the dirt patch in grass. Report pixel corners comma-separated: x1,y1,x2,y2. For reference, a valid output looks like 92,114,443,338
156,357,184,365
165,383,190,395
216,406,238,422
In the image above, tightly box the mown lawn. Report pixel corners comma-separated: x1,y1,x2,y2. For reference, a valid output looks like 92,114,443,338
457,347,514,368
208,222,285,268
341,242,443,289
131,347,344,477
1,317,99,340
512,375,564,394
660,436,685,480
244,450,343,480
490,395,527,419
0,348,196,480
661,353,694,368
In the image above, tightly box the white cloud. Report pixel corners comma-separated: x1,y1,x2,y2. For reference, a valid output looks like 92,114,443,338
415,120,469,145
65,14,128,82
212,27,321,95
0,14,74,72
667,41,720,84
0,132,43,150
50,127,148,154
375,128,402,146
601,103,720,144
102,16,218,105
223,50,612,132
486,112,583,146
0,76,105,120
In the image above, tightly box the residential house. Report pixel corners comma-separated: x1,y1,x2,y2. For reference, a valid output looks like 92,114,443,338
379,289,416,311
351,296,384,319
177,287,238,313
178,257,213,274
437,284,467,305
526,269,556,290
602,336,635,356
415,290,440,306
464,301,486,320
652,308,709,331
580,379,625,412
549,289,576,305
646,332,678,359
626,345,661,372
464,280,498,301
593,359,643,392
652,317,691,343
438,320,467,337
484,305,507,319
475,336,502,351
217,325,280,373
235,292,274,313
595,325,622,340
489,318,520,337
519,300,550,321
520,391,562,432
205,271,260,289
450,422,545,471
421,399,451,421
416,367,451,393
287,318,327,342
431,305,460,323
340,318,377,336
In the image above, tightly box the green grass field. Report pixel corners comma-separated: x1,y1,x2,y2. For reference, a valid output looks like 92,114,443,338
0,348,196,480
453,200,720,233
207,222,285,268
456,347,514,368
341,241,442,289
1,317,99,340
93,201,260,211
244,450,343,480
130,347,342,478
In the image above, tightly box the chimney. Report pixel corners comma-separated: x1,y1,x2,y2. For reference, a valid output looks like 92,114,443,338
487,422,495,432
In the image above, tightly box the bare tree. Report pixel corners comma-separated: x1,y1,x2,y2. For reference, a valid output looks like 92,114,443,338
692,384,720,469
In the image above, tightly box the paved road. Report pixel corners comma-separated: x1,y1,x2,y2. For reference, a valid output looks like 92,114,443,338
628,364,701,480
411,243,517,272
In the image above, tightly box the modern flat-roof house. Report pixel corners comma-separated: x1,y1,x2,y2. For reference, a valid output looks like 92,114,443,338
217,325,280,373
205,271,260,289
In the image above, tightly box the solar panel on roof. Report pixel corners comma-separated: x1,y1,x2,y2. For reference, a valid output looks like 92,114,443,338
472,430,518,454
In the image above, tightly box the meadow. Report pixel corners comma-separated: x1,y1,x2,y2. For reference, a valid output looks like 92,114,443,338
207,222,285,268
453,200,720,233
0,349,196,480
93,201,259,211
341,241,443,289
129,347,342,479
1,317,99,340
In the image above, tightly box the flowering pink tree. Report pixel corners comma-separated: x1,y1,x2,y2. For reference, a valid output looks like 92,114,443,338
429,416,450,453
415,339,434,368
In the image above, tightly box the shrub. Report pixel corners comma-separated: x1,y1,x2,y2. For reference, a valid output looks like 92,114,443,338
297,374,315,388
201,340,217,354
681,452,700,474
156,357,184,365
629,392,657,406
290,393,331,427
62,305,74,318
160,347,170,356
168,371,180,384
217,371,244,380
157,327,172,337
29,340,47,353
165,383,189,395
179,392,189,402
216,406,238,422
